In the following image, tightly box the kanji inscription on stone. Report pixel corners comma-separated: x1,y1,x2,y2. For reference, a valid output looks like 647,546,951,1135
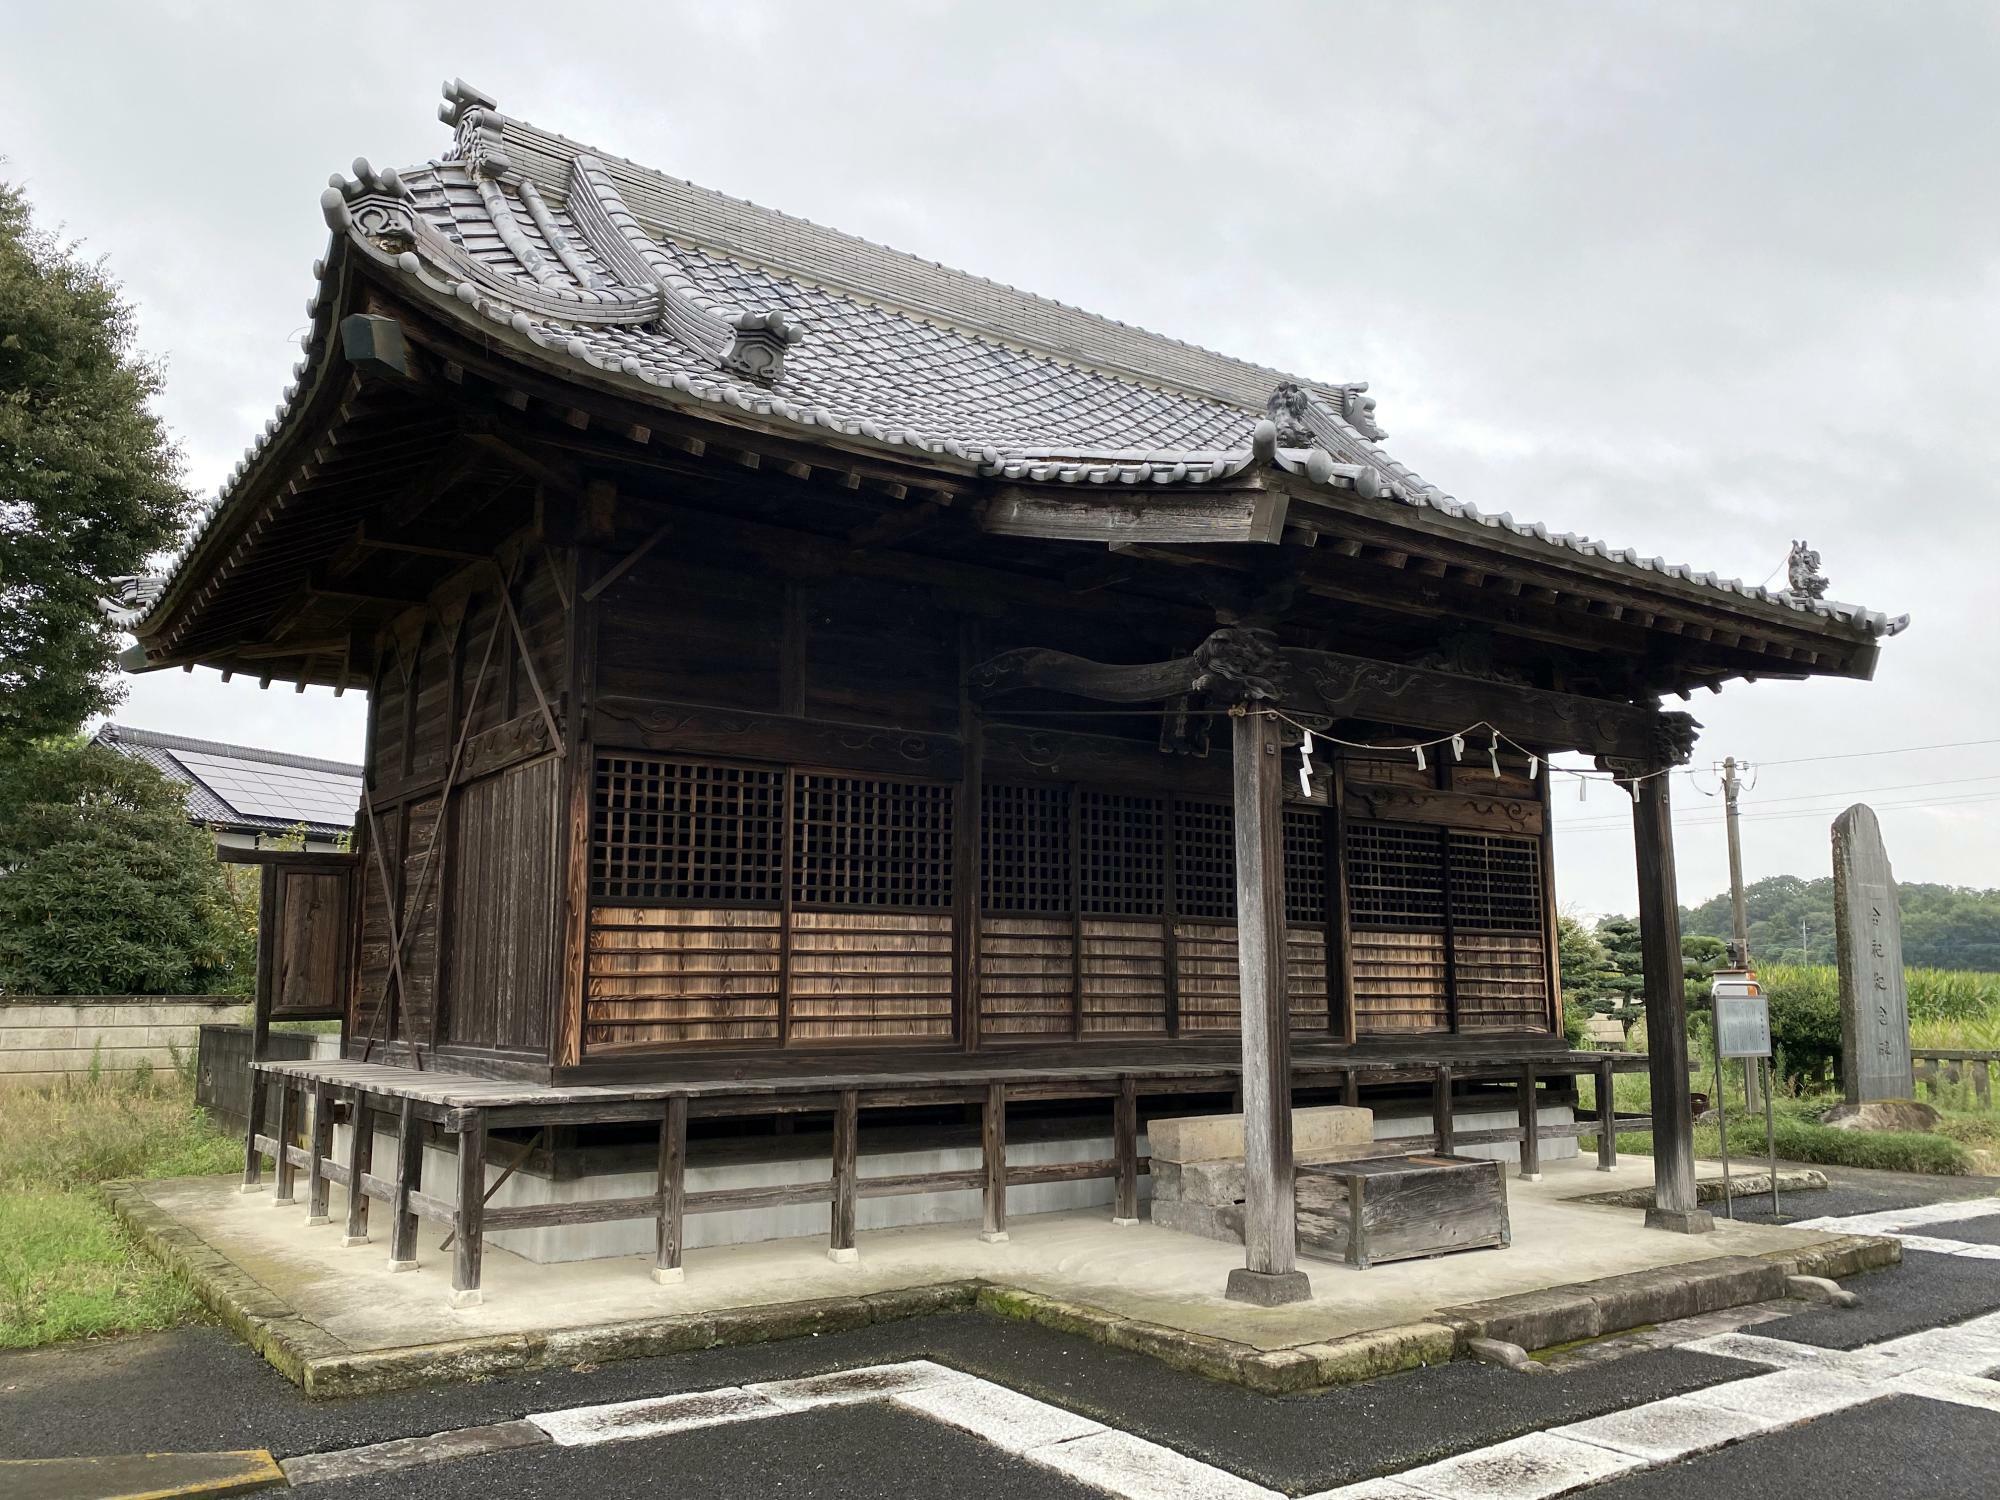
1832,804,1913,1102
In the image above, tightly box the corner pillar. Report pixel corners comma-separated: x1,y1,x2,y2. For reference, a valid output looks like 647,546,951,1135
1625,764,1713,1233
1226,704,1310,1304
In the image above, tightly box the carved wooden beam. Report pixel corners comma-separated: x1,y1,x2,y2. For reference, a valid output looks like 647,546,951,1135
967,629,1700,763
981,484,1290,546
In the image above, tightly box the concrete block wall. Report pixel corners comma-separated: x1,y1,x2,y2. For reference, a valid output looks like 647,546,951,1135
0,997,248,1089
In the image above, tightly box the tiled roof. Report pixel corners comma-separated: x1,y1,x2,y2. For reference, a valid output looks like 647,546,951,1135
94,724,361,835
105,80,1908,644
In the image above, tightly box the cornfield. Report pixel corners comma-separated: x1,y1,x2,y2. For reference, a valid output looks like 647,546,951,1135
1755,963,2000,1024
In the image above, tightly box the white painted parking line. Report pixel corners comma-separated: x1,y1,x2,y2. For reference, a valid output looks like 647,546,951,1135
893,1378,1107,1452
1031,1427,1282,1500
1556,1393,1780,1463
1373,1431,1645,1500
747,1358,974,1409
529,1385,782,1446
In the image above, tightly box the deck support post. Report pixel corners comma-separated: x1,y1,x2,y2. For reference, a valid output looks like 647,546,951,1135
980,1082,1008,1242
1516,1064,1541,1181
1342,1068,1360,1109
343,1092,374,1244
451,1110,486,1307
241,1067,267,1193
654,1095,687,1283
389,1097,423,1269
1627,767,1713,1232
1432,1064,1455,1155
1596,1058,1619,1171
306,1081,336,1223
271,1079,297,1205
1113,1075,1139,1225
1224,704,1309,1306
829,1089,859,1263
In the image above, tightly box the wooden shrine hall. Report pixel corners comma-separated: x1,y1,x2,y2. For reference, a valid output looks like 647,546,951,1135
109,80,1907,1307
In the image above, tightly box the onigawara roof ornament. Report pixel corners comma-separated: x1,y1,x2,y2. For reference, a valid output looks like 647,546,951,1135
1786,539,1829,601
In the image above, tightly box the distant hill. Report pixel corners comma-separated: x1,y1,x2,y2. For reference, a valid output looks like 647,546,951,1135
1680,875,2000,971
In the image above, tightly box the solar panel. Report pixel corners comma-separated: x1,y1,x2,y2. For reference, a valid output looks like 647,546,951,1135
171,750,362,827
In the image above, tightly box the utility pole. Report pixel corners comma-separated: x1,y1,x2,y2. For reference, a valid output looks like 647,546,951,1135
1720,757,1759,1108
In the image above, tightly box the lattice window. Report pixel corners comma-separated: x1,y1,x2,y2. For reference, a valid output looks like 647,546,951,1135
1284,807,1327,925
1173,799,1236,920
981,783,1071,915
1345,822,1446,930
791,773,954,910
592,756,784,904
1448,832,1544,931
1079,791,1166,916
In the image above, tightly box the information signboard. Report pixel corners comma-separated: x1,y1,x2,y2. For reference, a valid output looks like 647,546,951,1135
1716,991,1771,1059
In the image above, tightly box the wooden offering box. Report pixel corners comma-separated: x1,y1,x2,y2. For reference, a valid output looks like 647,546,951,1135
1296,1154,1510,1269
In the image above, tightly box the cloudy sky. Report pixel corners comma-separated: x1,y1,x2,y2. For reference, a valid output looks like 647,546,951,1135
4,2,1993,919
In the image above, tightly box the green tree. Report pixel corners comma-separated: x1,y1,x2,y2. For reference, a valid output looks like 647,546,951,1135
1556,913,1614,1004
0,738,253,994
1682,874,2000,970
0,178,191,742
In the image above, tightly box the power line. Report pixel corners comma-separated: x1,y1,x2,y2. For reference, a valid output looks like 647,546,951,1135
1552,771,2000,830
1750,737,2000,768
1555,789,2000,834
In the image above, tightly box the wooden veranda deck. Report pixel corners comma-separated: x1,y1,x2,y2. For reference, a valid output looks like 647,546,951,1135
243,1047,1654,1307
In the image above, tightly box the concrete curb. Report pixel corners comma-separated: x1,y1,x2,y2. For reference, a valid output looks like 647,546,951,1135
1577,1168,1829,1209
0,1449,284,1500
108,1178,1902,1399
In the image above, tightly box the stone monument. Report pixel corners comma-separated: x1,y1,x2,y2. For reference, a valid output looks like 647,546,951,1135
1832,804,1913,1102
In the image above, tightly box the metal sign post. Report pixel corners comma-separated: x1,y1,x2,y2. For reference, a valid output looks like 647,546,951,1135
1713,969,1776,1218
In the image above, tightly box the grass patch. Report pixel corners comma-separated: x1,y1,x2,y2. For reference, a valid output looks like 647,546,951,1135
1584,1063,1979,1176
0,1064,239,1349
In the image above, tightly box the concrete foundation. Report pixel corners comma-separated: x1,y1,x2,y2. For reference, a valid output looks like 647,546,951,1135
117,1155,1893,1398
323,1091,1578,1264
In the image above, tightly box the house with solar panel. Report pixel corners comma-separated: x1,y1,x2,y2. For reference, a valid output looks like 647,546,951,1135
94,724,361,853
103,80,1905,1308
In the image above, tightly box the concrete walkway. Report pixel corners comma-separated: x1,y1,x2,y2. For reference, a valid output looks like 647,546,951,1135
114,1157,1891,1397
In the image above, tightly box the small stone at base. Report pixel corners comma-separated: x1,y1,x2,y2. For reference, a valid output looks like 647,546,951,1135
978,1230,1009,1244
238,1182,266,1194
828,1246,859,1264
387,1258,419,1273
449,1288,483,1309
305,1215,331,1227
651,1265,684,1284
1225,1267,1313,1306
341,1234,370,1248
1111,1217,1139,1227
1518,1174,1543,1183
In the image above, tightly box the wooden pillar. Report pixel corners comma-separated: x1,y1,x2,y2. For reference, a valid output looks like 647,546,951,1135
980,1082,1008,1243
241,1066,267,1192
306,1081,336,1223
343,1092,374,1244
1342,1068,1360,1110
272,1078,297,1205
956,623,984,1051
1630,769,1712,1232
554,543,600,1071
829,1090,859,1263
1432,1064,1455,1154
1516,1063,1541,1181
1224,706,1309,1305
1595,1058,1619,1172
655,1095,687,1283
452,1111,486,1307
388,1097,423,1269
1113,1075,1139,1225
